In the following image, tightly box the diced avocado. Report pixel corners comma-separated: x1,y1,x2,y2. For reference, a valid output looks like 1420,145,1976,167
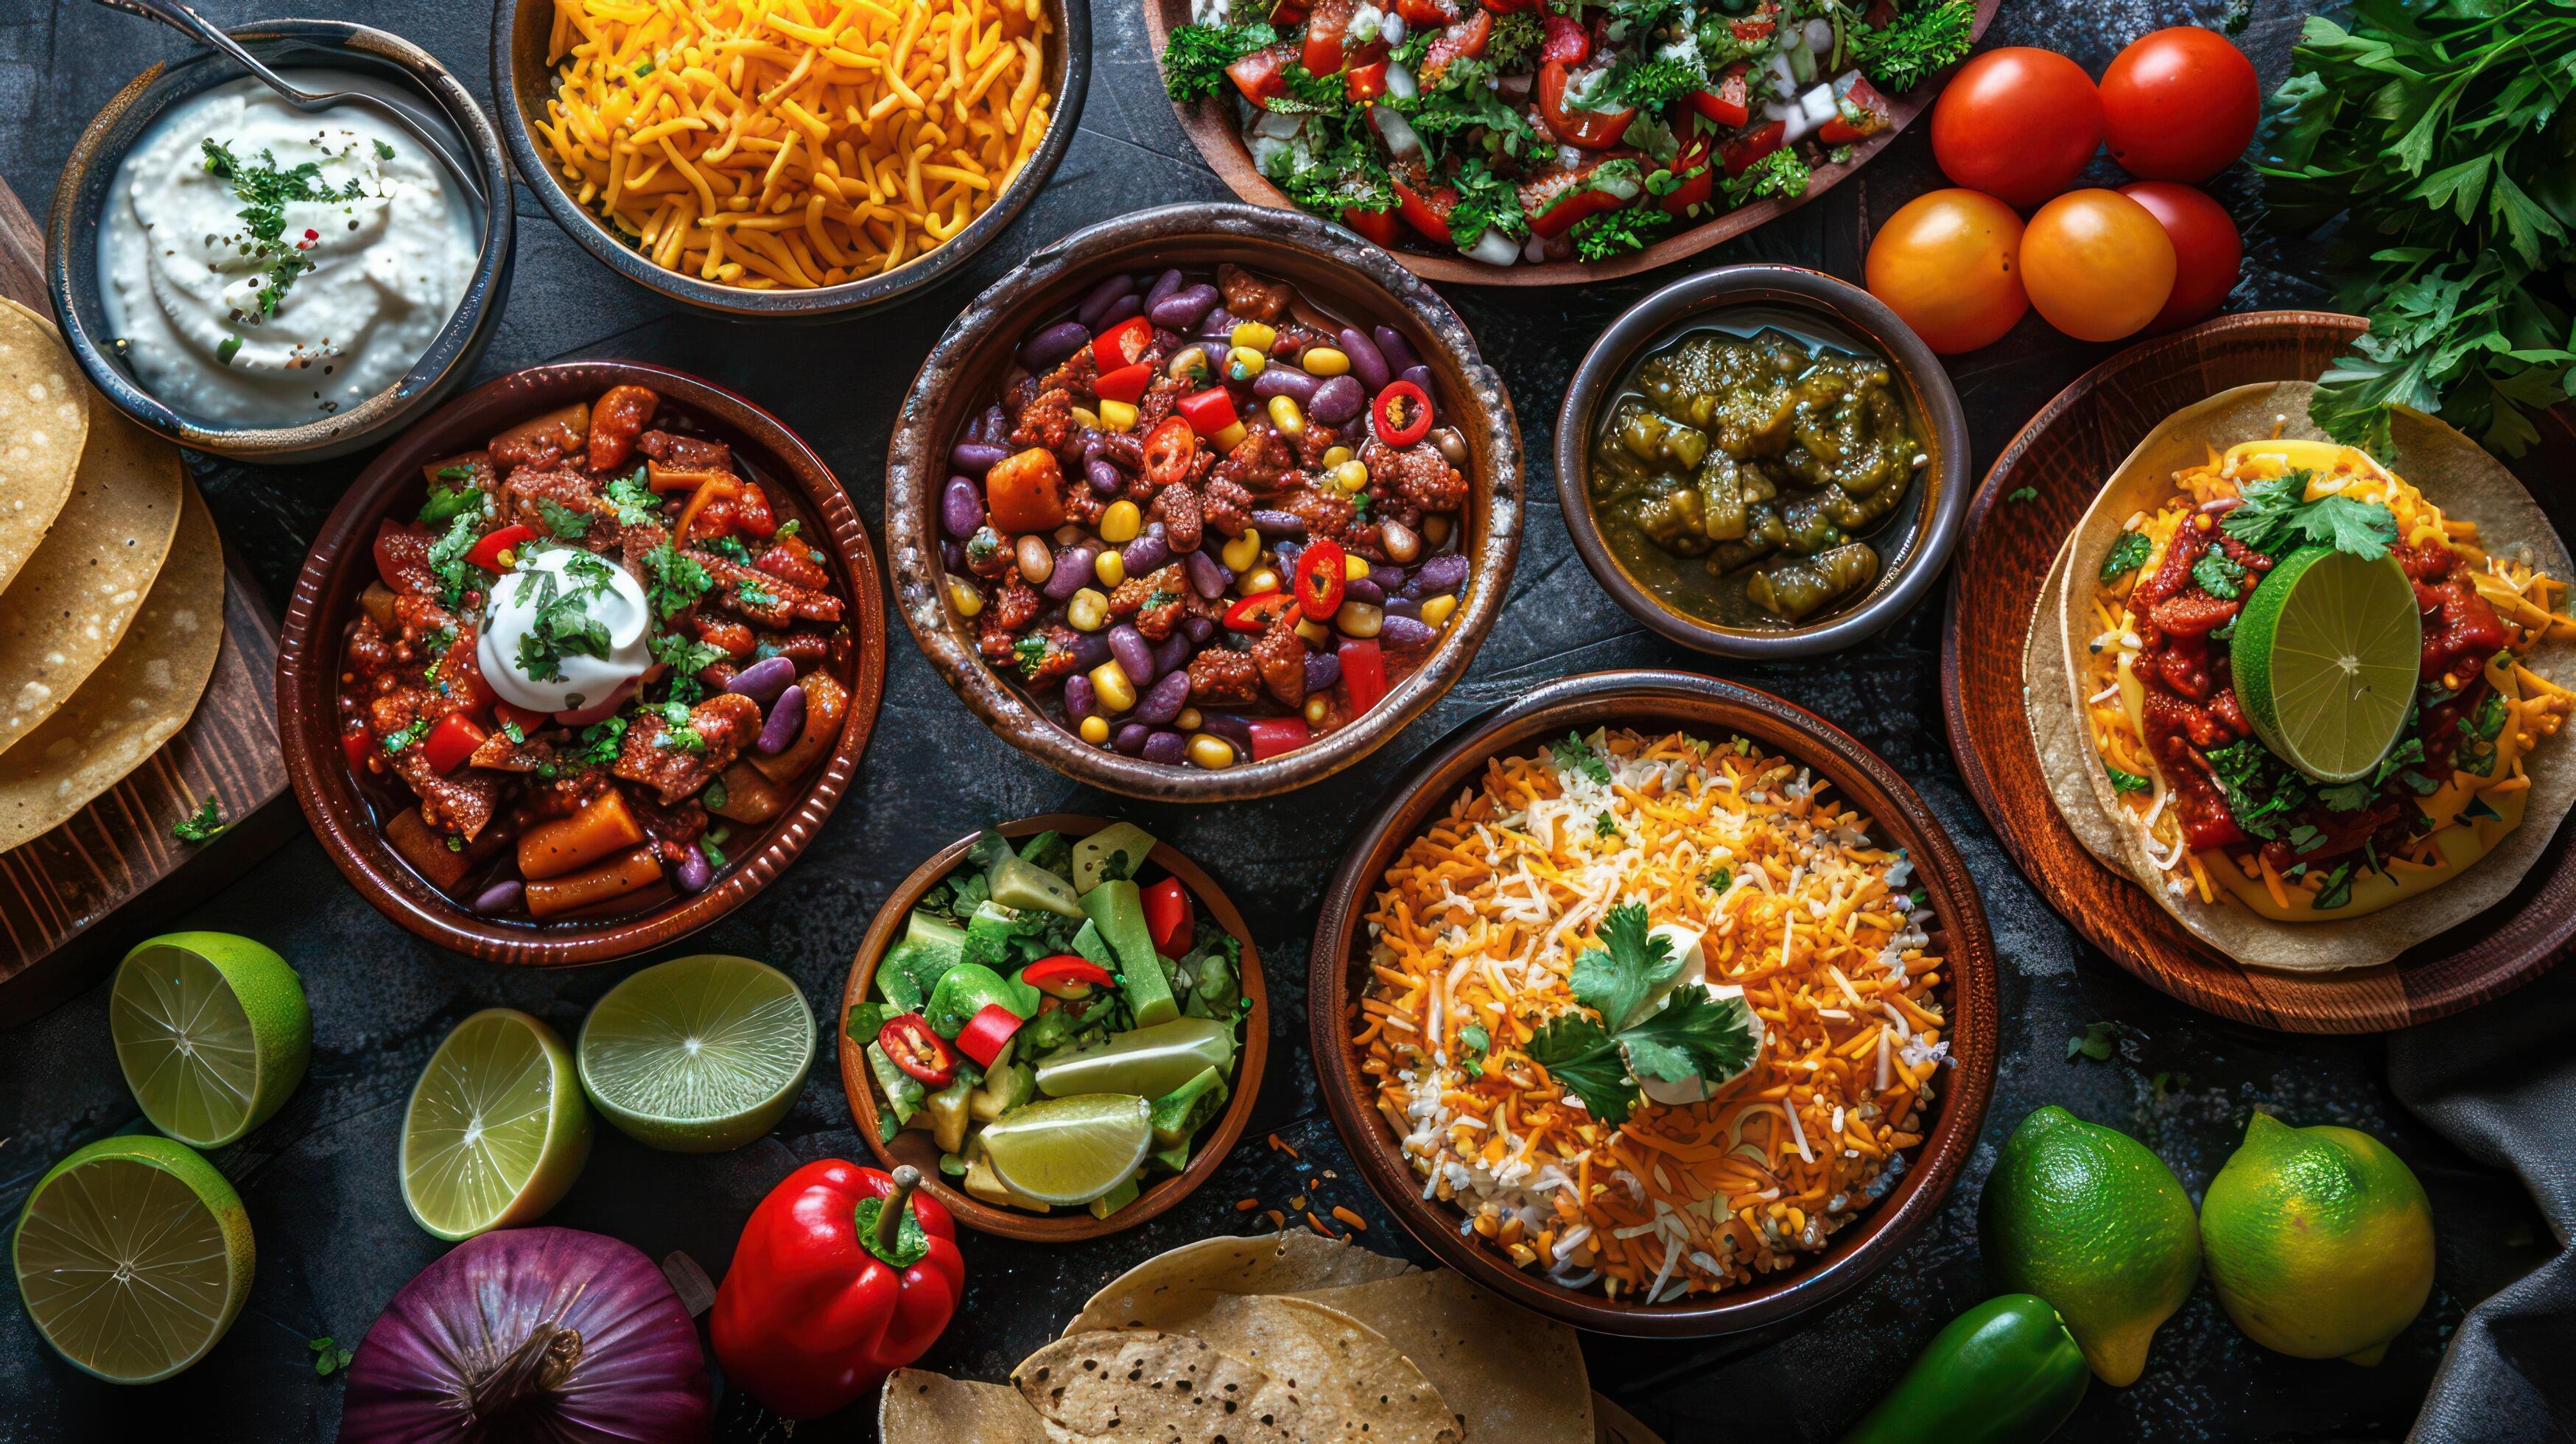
1081,880,1176,1026
1017,830,1072,874
970,1061,1038,1123
1145,1141,1192,1175
876,910,968,1010
939,1152,969,1177
926,1074,975,1154
1070,919,1117,972
962,1154,1052,1212
865,1042,925,1126
1036,1017,1235,1100
925,962,1036,1037
1150,1066,1231,1152
1018,1007,1081,1055
1087,1174,1143,1220
972,829,1083,918
1073,822,1158,894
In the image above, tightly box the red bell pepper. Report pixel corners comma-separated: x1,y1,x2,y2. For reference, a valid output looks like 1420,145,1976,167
1338,637,1388,713
1539,11,1589,63
1722,119,1787,176
1341,206,1402,246
1143,416,1198,483
1224,590,1296,633
1389,172,1457,246
1538,60,1633,150
1022,953,1115,999
1344,60,1389,102
1142,876,1196,958
710,1160,964,1420
1660,135,1715,216
1247,716,1312,761
1176,387,1239,438
463,523,537,575
1303,0,1355,75
1092,315,1154,368
1293,538,1348,620
342,723,373,773
1480,0,1540,11
1095,362,1152,405
877,1013,956,1087
1687,63,1750,127
954,1003,1024,1068
1226,43,1295,106
1818,73,1892,144
372,519,437,595
421,712,488,774
1372,379,1433,447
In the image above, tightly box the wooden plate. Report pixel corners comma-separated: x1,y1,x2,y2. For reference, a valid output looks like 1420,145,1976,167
1941,309,2576,1033
1139,0,1996,287
839,815,1268,1241
1310,670,1997,1336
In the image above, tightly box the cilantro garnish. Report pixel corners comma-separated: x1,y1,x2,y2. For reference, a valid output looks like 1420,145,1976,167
424,507,488,609
1570,206,1674,262
1551,731,1612,785
606,469,659,528
656,701,707,753
2205,737,2311,841
650,630,730,703
2066,1019,2125,1063
1722,147,1811,206
2312,861,2357,910
1157,21,1277,101
643,541,712,618
736,578,780,611
2220,469,2399,561
1595,811,1618,837
2099,530,2152,582
509,557,617,684
575,717,628,767
2373,736,2428,788
1456,1023,1489,1079
197,138,367,323
172,795,225,843
308,1334,353,1378
418,480,483,525
1013,633,1050,679
2191,549,2247,601
1702,866,1732,892
381,719,429,756
538,499,592,541
1570,905,1683,1032
1848,0,1976,91
704,536,754,564
2105,766,2153,794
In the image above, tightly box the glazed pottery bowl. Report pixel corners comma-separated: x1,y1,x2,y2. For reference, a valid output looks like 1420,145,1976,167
1310,669,1997,1336
48,18,513,463
1556,265,1970,659
886,202,1524,802
491,0,1087,319
277,362,886,966
840,815,1268,1241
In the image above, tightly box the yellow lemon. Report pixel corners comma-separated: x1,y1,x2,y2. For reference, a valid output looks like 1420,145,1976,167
2200,1112,2433,1366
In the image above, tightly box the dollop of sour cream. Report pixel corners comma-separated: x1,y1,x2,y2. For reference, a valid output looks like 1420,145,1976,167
479,548,653,715
98,71,476,426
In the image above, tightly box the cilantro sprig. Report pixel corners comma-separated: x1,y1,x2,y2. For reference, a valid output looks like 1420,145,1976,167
2220,470,2398,562
1525,902,1761,1125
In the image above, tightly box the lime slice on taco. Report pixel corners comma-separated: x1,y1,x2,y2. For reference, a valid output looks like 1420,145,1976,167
2231,545,2421,784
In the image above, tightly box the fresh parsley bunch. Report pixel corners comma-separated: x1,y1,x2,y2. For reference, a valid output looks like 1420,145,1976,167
1525,903,1760,1125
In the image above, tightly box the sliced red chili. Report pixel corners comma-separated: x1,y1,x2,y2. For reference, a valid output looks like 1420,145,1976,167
877,1013,956,1087
421,712,488,774
1224,590,1296,633
1022,953,1115,999
955,1003,1025,1069
1093,315,1154,368
1338,636,1388,713
1095,362,1153,405
1176,388,1240,438
1143,416,1198,484
465,523,538,574
1294,538,1348,621
1248,715,1312,761
1372,380,1433,447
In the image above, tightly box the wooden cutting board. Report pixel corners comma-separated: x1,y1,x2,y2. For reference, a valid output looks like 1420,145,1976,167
0,173,292,1026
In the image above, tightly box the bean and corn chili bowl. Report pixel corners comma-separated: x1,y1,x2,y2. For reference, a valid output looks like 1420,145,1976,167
888,203,1521,800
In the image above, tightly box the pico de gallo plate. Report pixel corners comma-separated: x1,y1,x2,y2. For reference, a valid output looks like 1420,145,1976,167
1159,0,1976,268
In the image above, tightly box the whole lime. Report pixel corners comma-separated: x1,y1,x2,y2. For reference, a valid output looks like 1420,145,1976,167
2200,1112,2433,1365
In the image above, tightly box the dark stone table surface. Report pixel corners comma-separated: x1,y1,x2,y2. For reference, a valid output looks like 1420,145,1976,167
1,1,2558,1440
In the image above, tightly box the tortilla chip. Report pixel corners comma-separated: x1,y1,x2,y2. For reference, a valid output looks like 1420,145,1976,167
0,298,88,592
880,1368,1049,1443
2044,382,2576,970
0,483,222,851
1015,1329,1302,1444
1066,1232,1416,1336
0,402,183,758
1294,1272,1591,1444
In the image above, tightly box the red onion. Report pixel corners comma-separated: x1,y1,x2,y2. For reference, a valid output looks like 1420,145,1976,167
342,1227,711,1444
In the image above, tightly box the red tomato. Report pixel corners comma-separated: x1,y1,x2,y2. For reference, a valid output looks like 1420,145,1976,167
1539,12,1588,63
2019,188,2176,342
1394,0,1455,24
2100,27,2259,183
372,519,436,595
1141,876,1195,958
2118,181,2241,332
1344,60,1389,102
1419,10,1492,77
1659,136,1714,216
1719,120,1786,176
1685,63,1749,127
1304,0,1355,76
1341,207,1400,246
1537,60,1632,150
1864,188,2029,354
1226,43,1294,105
1929,47,2103,208
1389,172,1457,245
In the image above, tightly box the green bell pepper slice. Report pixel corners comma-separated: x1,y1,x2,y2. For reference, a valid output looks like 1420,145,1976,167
1842,1293,2089,1444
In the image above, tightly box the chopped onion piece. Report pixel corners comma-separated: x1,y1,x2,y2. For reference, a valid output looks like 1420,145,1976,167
1799,83,1839,127
1369,105,1424,163
1462,228,1521,266
1386,60,1417,101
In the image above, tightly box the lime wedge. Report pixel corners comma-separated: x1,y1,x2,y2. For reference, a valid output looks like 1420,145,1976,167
2232,545,2423,784
13,1135,253,1383
577,954,815,1153
978,1093,1154,1206
400,1009,592,1241
109,933,309,1149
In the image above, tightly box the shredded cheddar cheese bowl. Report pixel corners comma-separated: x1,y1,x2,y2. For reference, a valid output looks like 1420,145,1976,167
493,0,1084,315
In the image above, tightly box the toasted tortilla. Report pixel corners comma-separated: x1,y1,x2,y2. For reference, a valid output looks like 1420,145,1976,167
0,298,89,591
1292,1272,1591,1444
880,1368,1049,1443
0,402,183,757
2046,382,2576,971
1165,1294,1461,1443
2030,534,2130,867
1066,1231,1417,1336
1014,1329,1303,1444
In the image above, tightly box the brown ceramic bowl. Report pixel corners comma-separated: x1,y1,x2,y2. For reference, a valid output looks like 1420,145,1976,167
278,362,887,965
886,202,1523,802
1309,669,1997,1336
839,815,1267,1241
491,0,1086,319
1555,265,1971,659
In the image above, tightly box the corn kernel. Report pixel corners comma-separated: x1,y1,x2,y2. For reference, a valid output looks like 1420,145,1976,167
1337,601,1384,638
1078,715,1111,745
1330,459,1369,493
945,575,984,618
1100,499,1143,544
1213,421,1248,451
1230,321,1279,352
1305,695,1330,725
1343,553,1369,582
1267,394,1305,437
1090,660,1137,713
1419,592,1459,627
1067,586,1109,631
1226,346,1268,382
1097,399,1138,432
1070,406,1101,430
1187,734,1236,770
1243,567,1281,596
1221,530,1262,571
1295,617,1331,647
1174,707,1202,732
1322,445,1352,468
1303,346,1350,377
1094,549,1127,587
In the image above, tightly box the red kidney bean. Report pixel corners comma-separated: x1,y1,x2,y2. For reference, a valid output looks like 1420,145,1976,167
1252,367,1320,404
1185,549,1233,598
950,441,1009,476
1151,631,1195,677
1379,614,1437,650
1182,615,1217,644
1075,273,1136,330
1107,624,1157,683
1344,578,1385,606
1303,651,1341,693
1336,326,1391,392
1309,375,1366,426
1249,510,1308,537
473,879,525,915
968,403,1011,446
941,478,984,539
1196,712,1254,746
757,685,805,754
726,655,798,703
1020,320,1089,368
1123,522,1171,573
1095,292,1143,329
1086,457,1123,495
1136,669,1192,725
1143,268,1185,312
1070,631,1111,671
1410,553,1470,596
1141,729,1187,765
1044,544,1096,601
1063,672,1096,721
1114,721,1153,755
1150,283,1221,331
1373,325,1422,374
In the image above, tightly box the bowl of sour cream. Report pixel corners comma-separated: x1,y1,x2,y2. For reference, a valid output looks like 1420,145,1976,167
48,19,511,463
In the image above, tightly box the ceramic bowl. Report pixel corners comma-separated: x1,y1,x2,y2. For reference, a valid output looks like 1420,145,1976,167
1309,669,1997,1336
885,202,1524,802
47,19,513,464
277,362,886,966
491,0,1087,319
1555,265,1970,659
840,815,1268,1241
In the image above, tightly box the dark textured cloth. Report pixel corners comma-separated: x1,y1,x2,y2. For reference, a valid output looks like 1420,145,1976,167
2392,963,2576,1444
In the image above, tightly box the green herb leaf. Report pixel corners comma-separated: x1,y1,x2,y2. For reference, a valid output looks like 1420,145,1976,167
2105,766,2152,794
1848,0,1976,91
2066,1019,2122,1064
2220,469,2398,561
1526,1013,1639,1124
644,541,713,618
2205,737,2311,841
1159,22,1278,102
170,794,225,843
1551,731,1612,785
1568,902,1679,1034
1570,205,1673,262
2191,549,2247,601
2100,530,2153,581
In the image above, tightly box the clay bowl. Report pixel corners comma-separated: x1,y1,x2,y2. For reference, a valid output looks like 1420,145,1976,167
1556,264,1970,659
1310,669,1997,1336
886,201,1523,802
1140,0,1994,287
491,0,1087,319
840,814,1268,1241
278,362,886,966
46,18,513,463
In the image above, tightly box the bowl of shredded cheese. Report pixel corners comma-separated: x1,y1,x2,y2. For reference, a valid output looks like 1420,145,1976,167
1311,669,1998,1336
494,0,1085,316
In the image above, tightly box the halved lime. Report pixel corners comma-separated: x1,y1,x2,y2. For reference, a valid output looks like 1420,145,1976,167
109,933,309,1149
2232,545,2423,783
577,954,814,1153
978,1093,1154,1206
13,1135,253,1383
400,1009,592,1241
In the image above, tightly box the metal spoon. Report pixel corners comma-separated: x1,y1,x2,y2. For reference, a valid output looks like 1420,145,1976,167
93,0,488,205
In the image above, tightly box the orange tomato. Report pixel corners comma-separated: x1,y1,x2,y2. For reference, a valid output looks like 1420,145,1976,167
1864,189,2029,355
2019,188,2177,342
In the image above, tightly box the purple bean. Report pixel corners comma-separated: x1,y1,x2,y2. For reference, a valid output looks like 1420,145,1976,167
1020,320,1089,368
1373,325,1422,374
1254,368,1320,405
950,441,1008,477
1070,631,1112,670
1064,672,1097,722
757,685,805,755
1380,614,1438,650
1249,510,1308,537
1337,327,1392,393
1185,548,1233,598
1108,624,1157,684
1411,553,1470,595
968,403,1011,446
1096,292,1143,329
1303,651,1341,693
1143,268,1185,313
1086,457,1123,496
1115,722,1152,755
1197,712,1255,746
1142,729,1187,765
941,477,983,539
1368,564,1405,594
941,540,966,572
1123,523,1171,574
1136,669,1192,726
1151,283,1221,332
1074,273,1136,330
1345,578,1385,606
1273,541,1302,578
1182,615,1216,644
1397,365,1435,407
726,655,799,703
1309,375,1366,427
1043,545,1095,601
1384,596,1421,621
1196,306,1238,339
472,879,525,915
673,851,714,894
1152,631,1196,678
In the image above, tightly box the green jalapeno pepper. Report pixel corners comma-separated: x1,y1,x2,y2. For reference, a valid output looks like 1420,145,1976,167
1842,1293,2090,1444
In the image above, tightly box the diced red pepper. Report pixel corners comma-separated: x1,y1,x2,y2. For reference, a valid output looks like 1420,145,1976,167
1226,43,1294,106
1093,315,1154,368
465,523,538,574
1224,590,1296,633
1686,63,1750,127
1818,73,1893,145
342,723,373,773
1341,207,1402,246
1372,379,1433,448
1721,120,1787,177
877,1013,956,1087
1343,60,1389,102
1394,0,1456,24
1531,182,1625,239
1419,9,1492,76
1176,388,1239,438
1338,637,1388,714
1293,538,1348,621
1022,954,1115,1000
1142,876,1196,958
1480,0,1540,11
1660,135,1715,216
371,519,437,595
1539,12,1589,63
421,712,488,774
1303,0,1355,76
954,1003,1024,1069
1389,174,1456,246
1095,362,1152,405
493,700,550,735
1538,60,1634,150
1248,716,1312,761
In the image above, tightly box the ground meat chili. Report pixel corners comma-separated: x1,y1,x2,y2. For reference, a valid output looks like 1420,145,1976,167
941,263,1475,770
337,385,854,922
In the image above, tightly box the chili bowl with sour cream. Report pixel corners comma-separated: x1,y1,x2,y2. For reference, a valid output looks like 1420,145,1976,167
48,19,512,464
280,362,887,967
